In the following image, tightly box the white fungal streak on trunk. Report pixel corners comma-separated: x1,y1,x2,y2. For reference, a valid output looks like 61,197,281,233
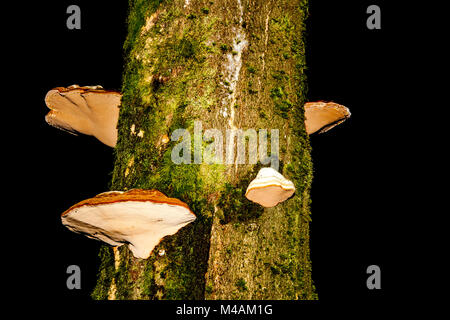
217,0,248,172
107,247,121,300
221,0,247,131
259,9,271,91
262,10,271,74
108,278,117,300
113,246,121,270
219,0,247,169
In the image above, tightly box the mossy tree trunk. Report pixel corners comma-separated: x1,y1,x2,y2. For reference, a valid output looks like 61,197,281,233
92,0,316,300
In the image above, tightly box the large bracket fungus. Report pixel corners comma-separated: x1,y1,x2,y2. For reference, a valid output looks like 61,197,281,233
45,85,121,147
245,167,296,208
61,189,196,259
304,101,351,134
45,86,349,146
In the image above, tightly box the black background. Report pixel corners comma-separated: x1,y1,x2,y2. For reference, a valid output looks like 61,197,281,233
7,0,420,313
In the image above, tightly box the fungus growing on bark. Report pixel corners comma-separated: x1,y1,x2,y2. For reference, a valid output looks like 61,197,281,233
61,189,196,259
304,101,351,134
45,85,122,147
245,167,295,208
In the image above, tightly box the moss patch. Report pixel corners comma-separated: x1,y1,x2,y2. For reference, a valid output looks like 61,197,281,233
91,246,115,300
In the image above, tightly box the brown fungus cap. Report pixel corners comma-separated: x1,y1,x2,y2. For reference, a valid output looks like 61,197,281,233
45,85,122,147
304,101,351,134
61,189,196,259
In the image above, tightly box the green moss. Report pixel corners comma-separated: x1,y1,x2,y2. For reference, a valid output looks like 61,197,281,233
259,110,267,119
271,70,289,81
114,248,134,299
270,265,281,275
269,86,292,119
284,0,317,300
217,171,263,224
236,278,248,292
179,38,196,59
158,215,213,299
124,0,164,55
247,65,257,74
91,246,115,300
141,262,158,298
220,43,231,52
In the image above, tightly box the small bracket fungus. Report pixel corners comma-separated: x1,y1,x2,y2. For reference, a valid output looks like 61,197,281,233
61,189,196,259
245,167,295,208
304,101,351,134
45,85,122,147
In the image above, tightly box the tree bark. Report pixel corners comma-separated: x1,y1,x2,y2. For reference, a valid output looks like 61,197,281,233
92,0,316,300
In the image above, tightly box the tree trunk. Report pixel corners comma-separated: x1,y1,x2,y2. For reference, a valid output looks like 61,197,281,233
92,0,316,300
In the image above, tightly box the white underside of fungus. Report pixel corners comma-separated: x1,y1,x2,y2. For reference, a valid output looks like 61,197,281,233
61,189,196,259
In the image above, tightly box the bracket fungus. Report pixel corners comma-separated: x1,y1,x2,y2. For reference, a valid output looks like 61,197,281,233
304,101,351,134
61,189,196,259
245,167,296,208
45,85,122,147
